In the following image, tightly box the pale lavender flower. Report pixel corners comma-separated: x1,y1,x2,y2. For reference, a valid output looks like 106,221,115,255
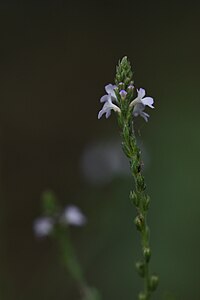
33,217,54,238
61,205,87,226
98,84,121,119
130,88,154,122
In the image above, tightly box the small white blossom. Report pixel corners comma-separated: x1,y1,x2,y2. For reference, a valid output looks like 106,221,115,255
33,217,54,238
98,84,121,119
61,205,87,226
130,88,154,122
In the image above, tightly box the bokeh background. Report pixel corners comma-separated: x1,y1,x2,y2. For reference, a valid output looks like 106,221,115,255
0,1,200,299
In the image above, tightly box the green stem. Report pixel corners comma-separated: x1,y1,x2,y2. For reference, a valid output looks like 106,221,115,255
120,118,153,300
114,56,158,299
58,228,85,285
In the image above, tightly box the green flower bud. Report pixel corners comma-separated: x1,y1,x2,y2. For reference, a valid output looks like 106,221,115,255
143,195,150,211
149,275,159,291
143,247,151,263
138,292,147,300
115,56,133,86
137,174,146,191
134,214,144,231
135,261,145,277
118,82,124,89
129,191,139,207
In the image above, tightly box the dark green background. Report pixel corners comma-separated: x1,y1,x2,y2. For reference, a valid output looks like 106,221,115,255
0,1,199,299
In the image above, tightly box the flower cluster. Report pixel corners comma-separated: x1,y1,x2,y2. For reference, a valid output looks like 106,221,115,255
98,84,154,122
33,205,87,238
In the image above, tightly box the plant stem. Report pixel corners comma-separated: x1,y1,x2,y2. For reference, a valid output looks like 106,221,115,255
120,118,153,299
113,56,158,299
56,228,101,300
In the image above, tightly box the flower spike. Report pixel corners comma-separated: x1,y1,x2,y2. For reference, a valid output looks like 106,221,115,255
98,57,158,299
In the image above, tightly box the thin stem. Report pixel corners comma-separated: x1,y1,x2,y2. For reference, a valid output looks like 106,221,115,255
113,56,158,299
56,228,101,300
120,118,153,299
58,228,85,285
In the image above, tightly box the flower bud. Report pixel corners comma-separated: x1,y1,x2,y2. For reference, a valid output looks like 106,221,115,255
138,292,147,300
134,214,144,231
143,247,151,263
149,275,159,291
129,191,139,207
118,82,124,89
128,84,134,91
119,89,127,100
135,261,145,277
143,195,150,211
125,77,131,85
137,174,146,190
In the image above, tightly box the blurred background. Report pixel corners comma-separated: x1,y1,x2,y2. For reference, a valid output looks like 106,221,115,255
0,1,200,299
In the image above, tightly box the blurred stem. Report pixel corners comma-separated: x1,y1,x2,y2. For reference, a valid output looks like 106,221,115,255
56,227,101,300
58,228,85,285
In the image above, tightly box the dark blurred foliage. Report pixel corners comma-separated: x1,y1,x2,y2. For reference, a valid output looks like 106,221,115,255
0,1,200,299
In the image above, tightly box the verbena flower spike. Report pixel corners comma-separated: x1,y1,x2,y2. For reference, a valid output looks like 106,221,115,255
33,191,101,300
98,57,158,300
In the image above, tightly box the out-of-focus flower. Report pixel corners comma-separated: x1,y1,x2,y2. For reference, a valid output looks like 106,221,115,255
130,88,154,122
33,217,54,238
61,205,87,226
81,140,130,185
98,84,121,119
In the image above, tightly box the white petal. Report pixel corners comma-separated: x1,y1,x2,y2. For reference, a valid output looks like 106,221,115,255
140,112,150,122
98,98,120,119
112,103,121,113
105,84,116,94
100,95,109,103
133,111,139,117
106,110,111,118
106,96,113,105
98,109,104,119
133,103,145,115
98,103,112,120
137,88,146,99
141,97,154,108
